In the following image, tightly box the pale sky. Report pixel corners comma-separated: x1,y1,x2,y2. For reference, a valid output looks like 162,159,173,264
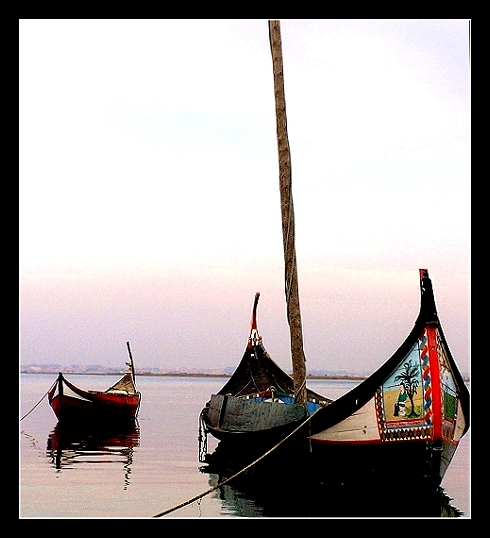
19,19,470,375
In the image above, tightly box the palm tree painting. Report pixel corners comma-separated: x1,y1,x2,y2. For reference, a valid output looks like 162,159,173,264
381,341,424,423
394,361,420,418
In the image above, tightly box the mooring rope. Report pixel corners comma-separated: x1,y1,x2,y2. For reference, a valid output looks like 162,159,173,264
152,406,323,517
20,379,57,421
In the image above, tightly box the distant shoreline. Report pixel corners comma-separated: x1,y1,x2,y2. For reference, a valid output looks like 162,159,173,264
20,370,369,381
142,372,369,380
20,370,470,383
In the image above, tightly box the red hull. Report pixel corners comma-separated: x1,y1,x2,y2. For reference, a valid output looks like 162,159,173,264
48,372,141,422
49,393,140,421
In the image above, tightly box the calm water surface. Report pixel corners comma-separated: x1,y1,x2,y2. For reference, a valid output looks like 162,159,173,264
20,374,470,518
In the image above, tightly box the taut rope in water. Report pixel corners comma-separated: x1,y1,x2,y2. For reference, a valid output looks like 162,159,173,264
152,406,322,517
20,379,57,421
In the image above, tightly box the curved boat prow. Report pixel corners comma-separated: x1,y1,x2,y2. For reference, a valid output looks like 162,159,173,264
199,292,329,455
307,269,469,485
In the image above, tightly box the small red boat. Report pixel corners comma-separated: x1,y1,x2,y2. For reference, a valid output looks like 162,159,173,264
48,342,141,422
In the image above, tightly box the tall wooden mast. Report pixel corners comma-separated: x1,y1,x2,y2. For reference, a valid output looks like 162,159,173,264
268,20,307,406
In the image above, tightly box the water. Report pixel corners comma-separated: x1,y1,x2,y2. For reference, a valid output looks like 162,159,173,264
20,374,470,518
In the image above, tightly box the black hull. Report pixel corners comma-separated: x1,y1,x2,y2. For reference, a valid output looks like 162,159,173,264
202,434,465,516
308,438,458,487
205,435,458,493
202,426,307,474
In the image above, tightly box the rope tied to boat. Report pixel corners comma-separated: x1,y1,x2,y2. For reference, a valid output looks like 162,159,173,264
198,409,209,464
20,379,57,421
152,405,322,517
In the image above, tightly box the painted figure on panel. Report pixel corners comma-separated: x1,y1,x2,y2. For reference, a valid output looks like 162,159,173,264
382,353,425,423
394,384,408,416
394,361,420,418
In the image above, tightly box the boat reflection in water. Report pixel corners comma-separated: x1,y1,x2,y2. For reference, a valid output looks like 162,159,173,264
202,446,463,518
46,420,140,489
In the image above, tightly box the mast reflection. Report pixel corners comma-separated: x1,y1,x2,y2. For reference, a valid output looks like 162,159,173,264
46,420,140,489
